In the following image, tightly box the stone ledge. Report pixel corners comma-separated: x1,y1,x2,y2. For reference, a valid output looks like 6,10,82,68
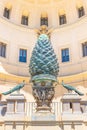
4,115,30,122
61,114,83,121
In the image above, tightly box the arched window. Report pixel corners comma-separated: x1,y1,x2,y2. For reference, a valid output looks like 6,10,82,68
78,6,85,18
77,2,85,18
21,10,29,25
3,3,12,19
59,14,66,25
59,10,66,25
40,12,48,26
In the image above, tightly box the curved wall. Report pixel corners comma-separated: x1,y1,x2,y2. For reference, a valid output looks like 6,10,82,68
0,0,87,76
0,17,37,76
52,16,87,76
0,0,87,28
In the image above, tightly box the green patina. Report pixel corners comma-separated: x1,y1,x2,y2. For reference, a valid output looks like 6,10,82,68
62,81,84,96
2,82,25,95
2,34,59,95
29,34,59,82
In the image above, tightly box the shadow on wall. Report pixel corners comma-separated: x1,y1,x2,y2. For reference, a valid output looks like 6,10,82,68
0,62,29,76
0,62,8,74
54,81,87,99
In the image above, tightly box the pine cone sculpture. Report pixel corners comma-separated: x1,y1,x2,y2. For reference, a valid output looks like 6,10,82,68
29,34,59,82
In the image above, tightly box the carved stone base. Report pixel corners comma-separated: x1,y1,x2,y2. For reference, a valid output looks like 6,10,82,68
32,81,55,112
32,111,55,121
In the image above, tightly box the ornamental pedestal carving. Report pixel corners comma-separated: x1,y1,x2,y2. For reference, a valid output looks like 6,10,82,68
32,81,55,111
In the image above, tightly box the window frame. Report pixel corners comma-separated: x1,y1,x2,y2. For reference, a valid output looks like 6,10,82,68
61,48,70,63
0,42,6,58
19,48,27,63
59,14,67,25
21,15,28,26
40,17,48,26
82,42,87,57
3,7,10,19
78,6,85,18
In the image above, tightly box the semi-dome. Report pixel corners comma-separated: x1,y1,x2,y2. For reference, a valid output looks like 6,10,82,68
0,0,86,87
0,0,86,28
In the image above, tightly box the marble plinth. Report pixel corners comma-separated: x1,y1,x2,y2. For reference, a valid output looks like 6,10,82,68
31,111,55,121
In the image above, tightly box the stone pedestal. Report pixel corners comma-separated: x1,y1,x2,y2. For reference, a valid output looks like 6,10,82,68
32,111,55,121
32,80,56,121
61,93,81,114
32,85,55,112
6,94,26,115
4,94,26,130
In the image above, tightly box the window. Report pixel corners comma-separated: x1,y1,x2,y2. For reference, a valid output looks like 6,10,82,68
21,15,28,25
3,8,10,19
78,6,85,18
19,49,27,63
41,17,48,26
40,12,48,26
0,43,6,58
59,14,66,25
70,102,72,109
61,48,69,62
82,42,87,57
